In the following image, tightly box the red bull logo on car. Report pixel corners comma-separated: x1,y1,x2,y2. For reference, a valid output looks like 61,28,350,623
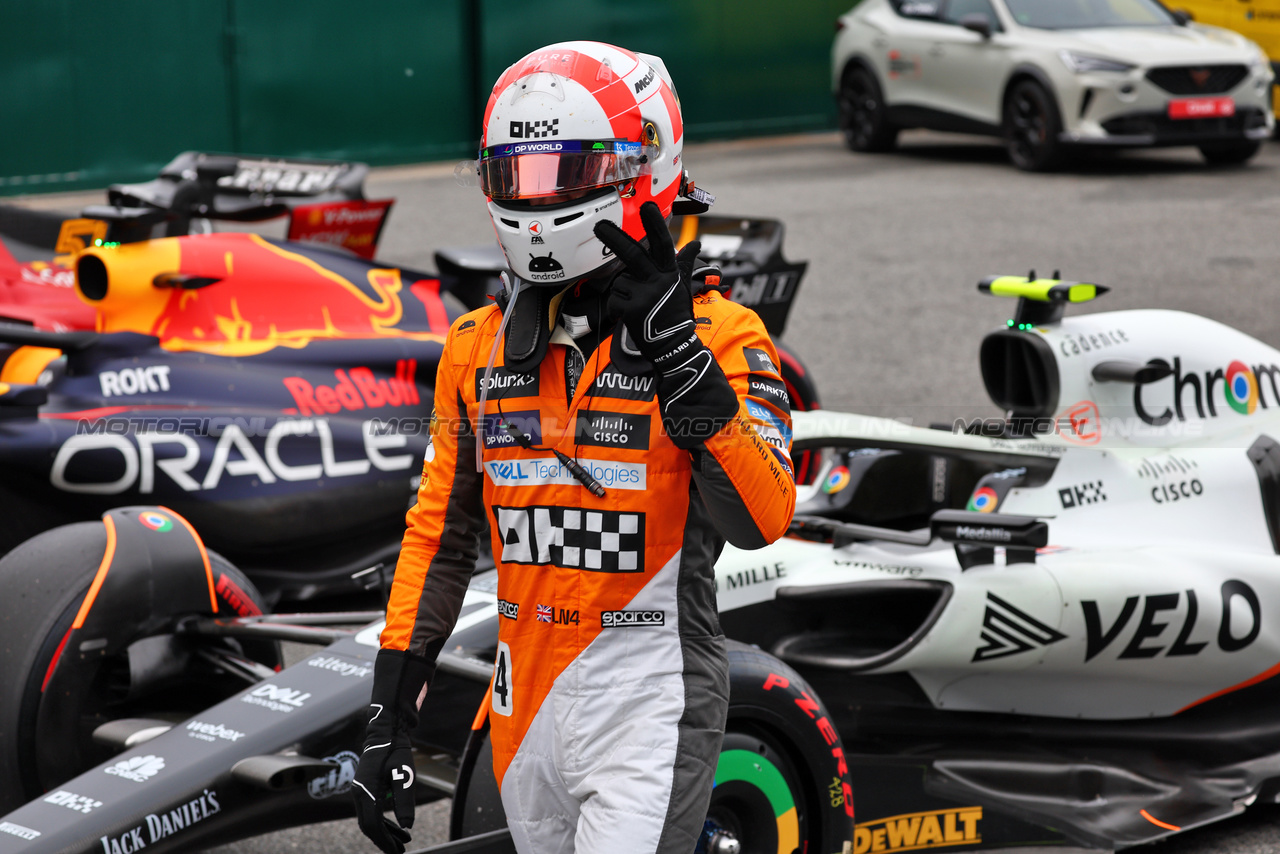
282,361,420,415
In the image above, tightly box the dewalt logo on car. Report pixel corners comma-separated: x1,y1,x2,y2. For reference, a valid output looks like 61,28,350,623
853,806,982,853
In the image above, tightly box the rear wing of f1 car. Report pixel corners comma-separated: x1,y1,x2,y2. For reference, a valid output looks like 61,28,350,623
434,214,808,337
0,152,393,262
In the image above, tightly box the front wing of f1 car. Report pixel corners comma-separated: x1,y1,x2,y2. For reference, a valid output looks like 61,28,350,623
0,608,497,854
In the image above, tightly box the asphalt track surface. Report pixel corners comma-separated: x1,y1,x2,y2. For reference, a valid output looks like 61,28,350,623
16,130,1280,852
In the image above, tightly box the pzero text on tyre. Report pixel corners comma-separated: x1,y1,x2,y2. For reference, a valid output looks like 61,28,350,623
717,641,855,854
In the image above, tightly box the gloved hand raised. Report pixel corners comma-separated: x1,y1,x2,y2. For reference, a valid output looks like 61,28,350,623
595,201,701,368
352,649,432,854
595,201,737,449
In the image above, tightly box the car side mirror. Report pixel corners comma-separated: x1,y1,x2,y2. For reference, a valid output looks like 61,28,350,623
960,13,993,39
1170,8,1192,25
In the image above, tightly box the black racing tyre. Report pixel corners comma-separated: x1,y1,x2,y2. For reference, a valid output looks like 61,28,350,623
774,339,821,486
774,339,820,415
838,65,899,153
1003,79,1065,172
718,641,854,854
0,524,278,812
1198,140,1262,165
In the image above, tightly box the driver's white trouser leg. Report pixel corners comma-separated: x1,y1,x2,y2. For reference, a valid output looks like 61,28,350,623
497,557,728,854
498,639,727,854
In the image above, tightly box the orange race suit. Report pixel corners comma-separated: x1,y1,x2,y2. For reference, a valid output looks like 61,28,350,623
380,286,795,854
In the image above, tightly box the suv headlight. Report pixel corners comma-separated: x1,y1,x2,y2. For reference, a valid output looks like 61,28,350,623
1059,50,1135,74
1248,43,1271,76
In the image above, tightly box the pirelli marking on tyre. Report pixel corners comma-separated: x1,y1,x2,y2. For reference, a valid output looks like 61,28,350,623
762,672,854,819
853,806,982,853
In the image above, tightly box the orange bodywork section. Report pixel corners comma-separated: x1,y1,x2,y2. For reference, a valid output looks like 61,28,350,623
0,345,61,384
72,515,118,631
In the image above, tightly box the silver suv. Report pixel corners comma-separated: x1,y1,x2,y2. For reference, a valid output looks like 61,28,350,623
832,0,1275,169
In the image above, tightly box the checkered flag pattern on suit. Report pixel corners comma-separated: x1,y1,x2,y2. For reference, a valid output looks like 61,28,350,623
494,505,646,572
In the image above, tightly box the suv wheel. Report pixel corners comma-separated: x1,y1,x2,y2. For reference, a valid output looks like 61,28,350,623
1199,140,1261,165
839,66,898,152
1003,79,1065,171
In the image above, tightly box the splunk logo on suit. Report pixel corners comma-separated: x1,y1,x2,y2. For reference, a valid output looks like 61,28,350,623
492,505,645,572
475,367,540,399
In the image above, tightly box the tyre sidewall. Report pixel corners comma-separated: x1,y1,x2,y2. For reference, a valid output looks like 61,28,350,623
1004,79,1064,171
841,66,895,152
0,527,275,811
1200,140,1262,164
726,641,855,854
0,523,108,811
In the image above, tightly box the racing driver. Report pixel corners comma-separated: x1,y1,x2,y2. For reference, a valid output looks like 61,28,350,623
353,41,797,854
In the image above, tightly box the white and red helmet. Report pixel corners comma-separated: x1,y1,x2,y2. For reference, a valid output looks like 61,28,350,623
479,41,689,284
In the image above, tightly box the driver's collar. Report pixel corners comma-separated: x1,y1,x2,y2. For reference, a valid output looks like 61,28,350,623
501,280,580,374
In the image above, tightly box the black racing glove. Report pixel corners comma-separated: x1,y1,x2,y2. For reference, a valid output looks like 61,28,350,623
352,649,432,854
595,202,737,449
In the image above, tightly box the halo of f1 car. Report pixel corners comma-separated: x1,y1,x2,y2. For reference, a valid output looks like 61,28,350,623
6,154,1280,854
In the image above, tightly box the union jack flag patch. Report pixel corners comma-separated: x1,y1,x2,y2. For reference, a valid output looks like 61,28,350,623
536,604,553,623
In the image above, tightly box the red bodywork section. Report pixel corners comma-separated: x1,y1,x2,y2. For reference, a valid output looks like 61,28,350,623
0,240,96,330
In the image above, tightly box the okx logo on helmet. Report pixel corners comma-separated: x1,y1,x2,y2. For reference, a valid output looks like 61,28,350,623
478,42,691,284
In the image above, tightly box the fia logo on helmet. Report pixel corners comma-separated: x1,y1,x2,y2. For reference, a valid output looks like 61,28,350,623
529,221,545,245
510,119,559,139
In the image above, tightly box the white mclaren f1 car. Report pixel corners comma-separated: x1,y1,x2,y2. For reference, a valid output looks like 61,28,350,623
4,275,1280,854
751,274,1280,851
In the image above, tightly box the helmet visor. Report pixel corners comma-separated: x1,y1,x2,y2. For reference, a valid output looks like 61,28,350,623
478,140,651,200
